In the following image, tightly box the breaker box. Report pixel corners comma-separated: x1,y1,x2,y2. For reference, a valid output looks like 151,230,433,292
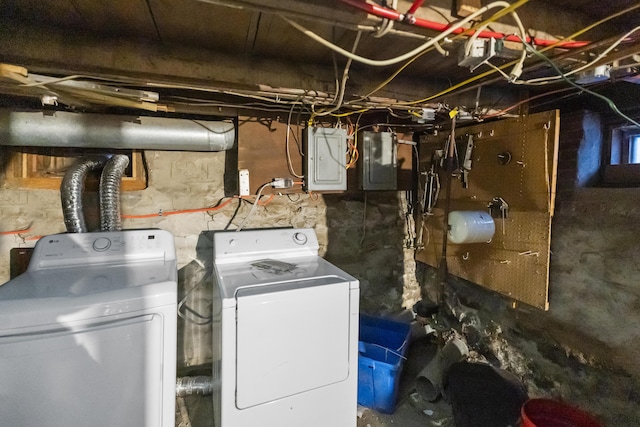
359,131,397,190
303,127,347,192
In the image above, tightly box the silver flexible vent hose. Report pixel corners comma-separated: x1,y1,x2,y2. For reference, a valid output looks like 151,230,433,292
61,157,107,233
175,376,216,397
99,154,130,231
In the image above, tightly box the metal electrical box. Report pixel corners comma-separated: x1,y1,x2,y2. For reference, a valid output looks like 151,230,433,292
304,127,347,192
360,131,397,190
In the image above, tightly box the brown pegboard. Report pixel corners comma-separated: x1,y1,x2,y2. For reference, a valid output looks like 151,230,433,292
416,110,559,310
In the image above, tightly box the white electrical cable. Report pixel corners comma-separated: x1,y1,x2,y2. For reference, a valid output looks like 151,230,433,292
313,31,362,116
236,182,271,231
177,271,214,325
282,1,518,67
373,0,398,38
516,26,640,85
286,103,304,178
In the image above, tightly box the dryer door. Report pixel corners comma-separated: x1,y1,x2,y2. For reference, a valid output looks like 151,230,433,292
0,314,165,427
235,276,351,409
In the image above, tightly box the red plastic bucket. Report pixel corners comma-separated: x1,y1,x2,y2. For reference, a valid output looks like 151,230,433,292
521,398,603,427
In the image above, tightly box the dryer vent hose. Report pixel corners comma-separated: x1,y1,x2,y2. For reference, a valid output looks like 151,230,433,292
61,157,108,233
176,376,218,396
61,154,130,233
99,154,130,231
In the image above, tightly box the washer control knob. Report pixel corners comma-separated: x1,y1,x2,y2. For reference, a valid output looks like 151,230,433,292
293,232,308,245
93,237,111,252
228,239,236,246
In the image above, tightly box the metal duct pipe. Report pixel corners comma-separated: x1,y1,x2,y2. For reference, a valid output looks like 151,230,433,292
0,109,235,151
61,157,107,233
175,376,217,397
100,154,129,231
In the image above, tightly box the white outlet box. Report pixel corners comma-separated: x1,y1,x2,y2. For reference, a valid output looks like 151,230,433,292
239,169,250,196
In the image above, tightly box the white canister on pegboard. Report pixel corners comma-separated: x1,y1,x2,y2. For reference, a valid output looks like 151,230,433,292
448,211,495,244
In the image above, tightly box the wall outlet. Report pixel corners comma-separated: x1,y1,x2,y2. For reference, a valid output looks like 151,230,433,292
238,169,250,196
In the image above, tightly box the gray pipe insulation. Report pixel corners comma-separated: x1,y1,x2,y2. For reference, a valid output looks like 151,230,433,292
0,109,235,151
61,157,107,233
100,155,130,231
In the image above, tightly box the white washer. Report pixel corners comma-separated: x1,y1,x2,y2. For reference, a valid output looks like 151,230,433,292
0,229,177,427
212,228,359,427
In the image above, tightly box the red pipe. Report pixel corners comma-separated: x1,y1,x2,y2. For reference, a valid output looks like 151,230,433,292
339,0,589,48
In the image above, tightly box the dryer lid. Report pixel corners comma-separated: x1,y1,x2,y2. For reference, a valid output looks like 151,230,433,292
214,256,357,304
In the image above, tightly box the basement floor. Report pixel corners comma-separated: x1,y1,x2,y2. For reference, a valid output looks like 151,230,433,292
175,336,455,427
176,319,640,427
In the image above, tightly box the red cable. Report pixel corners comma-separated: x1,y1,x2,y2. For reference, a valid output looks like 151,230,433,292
257,194,275,206
339,0,588,48
122,198,234,219
0,228,32,235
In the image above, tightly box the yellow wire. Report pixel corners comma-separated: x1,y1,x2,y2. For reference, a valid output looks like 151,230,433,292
401,2,640,105
330,107,371,117
471,0,530,33
360,48,434,100
359,0,529,102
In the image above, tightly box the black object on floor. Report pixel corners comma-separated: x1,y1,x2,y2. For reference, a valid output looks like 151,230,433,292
444,361,528,427
413,299,439,318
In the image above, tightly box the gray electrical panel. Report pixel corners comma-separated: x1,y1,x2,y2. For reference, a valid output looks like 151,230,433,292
304,127,347,192
359,131,397,190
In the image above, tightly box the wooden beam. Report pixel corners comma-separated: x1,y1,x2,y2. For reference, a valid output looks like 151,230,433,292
0,22,517,109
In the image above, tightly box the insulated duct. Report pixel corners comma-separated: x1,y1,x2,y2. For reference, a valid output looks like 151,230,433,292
175,376,217,397
0,109,235,151
100,154,129,231
61,157,107,233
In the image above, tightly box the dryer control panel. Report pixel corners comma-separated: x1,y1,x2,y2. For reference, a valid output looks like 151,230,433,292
28,229,176,270
214,228,319,263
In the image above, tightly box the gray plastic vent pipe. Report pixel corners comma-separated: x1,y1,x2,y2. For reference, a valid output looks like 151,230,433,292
100,154,129,231
0,109,235,151
61,157,108,233
415,337,469,402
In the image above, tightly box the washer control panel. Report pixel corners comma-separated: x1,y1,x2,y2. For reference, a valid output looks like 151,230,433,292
30,229,176,270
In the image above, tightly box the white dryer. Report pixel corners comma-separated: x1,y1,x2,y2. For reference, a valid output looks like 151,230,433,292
0,229,177,427
212,227,359,427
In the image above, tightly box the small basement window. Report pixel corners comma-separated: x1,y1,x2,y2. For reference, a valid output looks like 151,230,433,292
4,148,147,191
609,127,640,165
604,125,640,186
